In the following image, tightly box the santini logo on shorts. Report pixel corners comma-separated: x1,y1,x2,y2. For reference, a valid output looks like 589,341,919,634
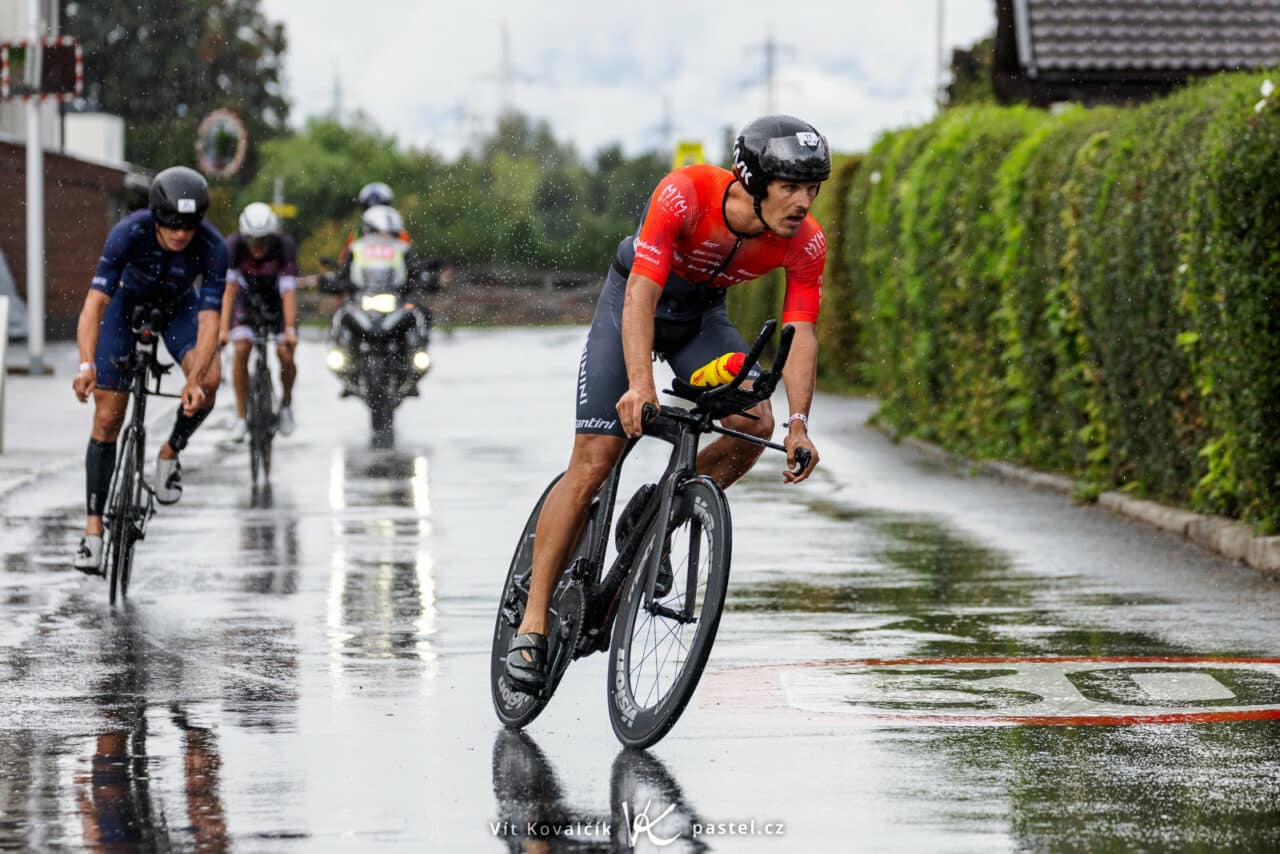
177,198,197,213
576,417,618,432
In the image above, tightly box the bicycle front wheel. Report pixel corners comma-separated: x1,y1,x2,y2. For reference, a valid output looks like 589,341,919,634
249,361,274,484
107,428,142,605
607,476,731,748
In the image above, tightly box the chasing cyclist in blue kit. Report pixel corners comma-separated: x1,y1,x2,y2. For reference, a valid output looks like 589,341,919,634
70,167,228,574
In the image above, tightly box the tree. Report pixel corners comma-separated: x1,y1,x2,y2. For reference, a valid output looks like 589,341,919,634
62,0,289,172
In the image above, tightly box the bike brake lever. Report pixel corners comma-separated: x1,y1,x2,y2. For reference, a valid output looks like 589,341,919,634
792,447,812,477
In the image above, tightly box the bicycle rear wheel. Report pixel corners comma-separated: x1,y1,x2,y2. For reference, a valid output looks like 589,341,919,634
607,476,731,748
107,429,142,605
491,473,598,728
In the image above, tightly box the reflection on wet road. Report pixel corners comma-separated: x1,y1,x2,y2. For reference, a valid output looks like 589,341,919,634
1,328,1279,850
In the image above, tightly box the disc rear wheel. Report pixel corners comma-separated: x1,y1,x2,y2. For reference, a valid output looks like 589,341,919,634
491,474,600,728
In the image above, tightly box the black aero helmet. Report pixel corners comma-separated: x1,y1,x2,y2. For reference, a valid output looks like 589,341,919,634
358,182,395,210
732,115,831,199
149,166,209,229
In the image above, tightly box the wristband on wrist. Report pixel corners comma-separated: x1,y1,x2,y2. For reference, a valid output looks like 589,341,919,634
78,361,93,374
785,413,808,429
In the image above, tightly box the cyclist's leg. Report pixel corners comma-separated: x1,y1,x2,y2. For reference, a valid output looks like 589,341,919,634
230,331,252,419
160,295,219,459
668,307,773,489
84,298,133,536
518,433,625,638
276,338,297,407
516,269,629,639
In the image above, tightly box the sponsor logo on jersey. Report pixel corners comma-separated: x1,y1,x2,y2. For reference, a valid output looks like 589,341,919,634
803,231,826,260
657,183,689,218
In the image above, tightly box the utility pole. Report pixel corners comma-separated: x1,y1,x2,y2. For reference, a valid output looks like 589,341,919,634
475,20,549,124
330,63,343,121
649,95,674,152
744,27,794,115
25,0,46,374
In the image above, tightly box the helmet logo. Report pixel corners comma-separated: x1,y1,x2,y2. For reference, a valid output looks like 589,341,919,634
177,198,197,213
732,141,753,185
795,131,820,148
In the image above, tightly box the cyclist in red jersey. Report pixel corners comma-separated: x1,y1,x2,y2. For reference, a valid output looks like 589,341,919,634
505,115,831,691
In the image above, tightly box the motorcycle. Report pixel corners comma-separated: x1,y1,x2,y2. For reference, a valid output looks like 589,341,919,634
319,257,433,436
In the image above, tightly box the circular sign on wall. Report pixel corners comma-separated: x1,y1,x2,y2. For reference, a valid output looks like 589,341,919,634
195,108,249,178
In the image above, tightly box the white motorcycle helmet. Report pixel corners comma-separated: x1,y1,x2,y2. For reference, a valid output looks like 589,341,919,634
360,204,405,237
239,202,280,239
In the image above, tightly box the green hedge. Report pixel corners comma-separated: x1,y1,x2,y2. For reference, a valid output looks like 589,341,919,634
829,73,1280,531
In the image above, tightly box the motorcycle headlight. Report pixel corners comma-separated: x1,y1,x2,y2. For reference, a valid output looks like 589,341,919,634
326,349,347,371
413,351,432,372
360,293,399,313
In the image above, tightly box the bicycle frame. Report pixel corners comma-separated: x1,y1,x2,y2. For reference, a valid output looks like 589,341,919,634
573,393,801,657
104,319,171,549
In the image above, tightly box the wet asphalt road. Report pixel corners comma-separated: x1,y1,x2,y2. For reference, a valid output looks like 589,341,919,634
2,326,1280,851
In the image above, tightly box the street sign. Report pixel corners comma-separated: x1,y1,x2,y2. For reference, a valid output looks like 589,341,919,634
0,38,82,101
673,140,705,170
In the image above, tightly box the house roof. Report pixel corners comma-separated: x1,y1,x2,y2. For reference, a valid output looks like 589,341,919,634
1014,0,1280,78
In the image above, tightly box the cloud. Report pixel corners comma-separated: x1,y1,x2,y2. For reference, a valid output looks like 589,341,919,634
263,0,995,161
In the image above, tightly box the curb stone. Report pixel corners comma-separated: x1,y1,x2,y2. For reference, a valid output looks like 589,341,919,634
887,428,1280,581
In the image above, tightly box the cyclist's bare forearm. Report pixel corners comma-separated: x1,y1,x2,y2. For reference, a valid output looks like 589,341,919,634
77,291,110,366
218,281,237,340
282,288,298,332
780,321,817,419
192,310,221,379
621,274,661,391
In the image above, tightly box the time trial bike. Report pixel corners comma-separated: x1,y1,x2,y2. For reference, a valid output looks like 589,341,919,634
491,320,809,748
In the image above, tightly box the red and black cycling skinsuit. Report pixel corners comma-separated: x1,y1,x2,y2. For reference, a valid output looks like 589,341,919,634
574,163,827,437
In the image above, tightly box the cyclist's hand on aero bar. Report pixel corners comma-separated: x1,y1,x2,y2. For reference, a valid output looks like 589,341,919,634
181,380,206,416
783,427,819,484
72,364,97,403
616,384,659,438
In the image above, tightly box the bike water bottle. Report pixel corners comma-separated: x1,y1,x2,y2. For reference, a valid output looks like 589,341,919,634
689,352,745,387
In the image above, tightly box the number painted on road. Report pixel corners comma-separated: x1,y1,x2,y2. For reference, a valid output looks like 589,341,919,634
702,657,1280,726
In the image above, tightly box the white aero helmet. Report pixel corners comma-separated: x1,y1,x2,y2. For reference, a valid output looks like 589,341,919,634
361,204,404,236
239,202,280,239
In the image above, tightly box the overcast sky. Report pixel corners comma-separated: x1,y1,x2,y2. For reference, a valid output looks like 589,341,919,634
260,0,995,162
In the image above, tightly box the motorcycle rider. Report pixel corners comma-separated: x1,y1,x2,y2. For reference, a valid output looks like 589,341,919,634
330,205,438,391
220,202,300,441
339,182,411,264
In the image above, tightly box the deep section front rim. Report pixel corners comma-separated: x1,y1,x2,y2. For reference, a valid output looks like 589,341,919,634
608,477,731,748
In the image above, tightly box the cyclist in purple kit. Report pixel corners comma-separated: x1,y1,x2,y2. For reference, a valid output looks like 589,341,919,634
70,166,228,574
219,202,300,441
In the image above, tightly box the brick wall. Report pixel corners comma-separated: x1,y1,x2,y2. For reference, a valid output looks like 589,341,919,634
1,140,127,338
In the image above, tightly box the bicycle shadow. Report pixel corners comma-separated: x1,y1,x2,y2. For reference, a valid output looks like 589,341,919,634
489,730,708,852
